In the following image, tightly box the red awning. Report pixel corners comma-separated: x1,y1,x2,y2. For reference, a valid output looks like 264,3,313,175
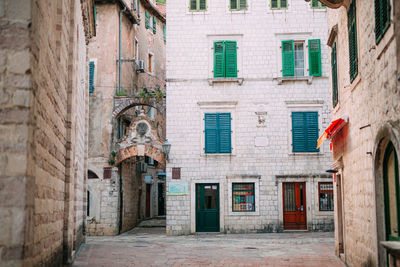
317,116,348,149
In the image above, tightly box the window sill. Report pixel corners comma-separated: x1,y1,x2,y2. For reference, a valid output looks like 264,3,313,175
277,76,313,85
381,241,400,258
208,78,244,86
201,153,236,157
289,152,323,156
228,211,260,216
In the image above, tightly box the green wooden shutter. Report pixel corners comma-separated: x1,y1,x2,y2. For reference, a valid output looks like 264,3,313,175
214,41,225,78
282,40,294,77
230,0,237,10
305,112,319,152
281,0,287,8
153,17,156,34
89,61,95,93
271,0,278,8
218,113,231,153
190,0,197,10
205,113,218,153
225,41,237,78
292,112,319,152
348,0,358,82
137,0,140,16
292,112,306,152
199,0,206,10
145,11,149,29
239,0,247,10
375,0,391,43
163,25,166,41
308,39,321,77
331,43,338,107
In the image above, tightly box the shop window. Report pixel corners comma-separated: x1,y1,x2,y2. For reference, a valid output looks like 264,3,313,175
319,182,334,211
232,183,255,212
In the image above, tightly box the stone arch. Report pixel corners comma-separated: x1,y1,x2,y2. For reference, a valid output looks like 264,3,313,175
113,97,165,119
373,121,400,267
88,170,99,179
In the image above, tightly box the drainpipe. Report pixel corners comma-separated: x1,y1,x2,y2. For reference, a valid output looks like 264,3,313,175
119,7,127,93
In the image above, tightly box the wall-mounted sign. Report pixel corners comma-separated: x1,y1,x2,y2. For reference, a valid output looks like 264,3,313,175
172,167,181,179
168,181,188,195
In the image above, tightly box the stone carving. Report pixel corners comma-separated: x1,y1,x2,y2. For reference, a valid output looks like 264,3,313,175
255,112,267,127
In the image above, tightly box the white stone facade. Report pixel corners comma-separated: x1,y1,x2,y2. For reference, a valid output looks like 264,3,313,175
166,0,333,235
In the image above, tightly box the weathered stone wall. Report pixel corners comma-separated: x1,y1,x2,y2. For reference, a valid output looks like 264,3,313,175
327,0,400,266
166,0,333,235
0,0,93,265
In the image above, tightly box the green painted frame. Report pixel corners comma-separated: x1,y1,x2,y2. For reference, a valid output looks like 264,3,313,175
383,142,400,241
189,0,207,11
270,0,288,10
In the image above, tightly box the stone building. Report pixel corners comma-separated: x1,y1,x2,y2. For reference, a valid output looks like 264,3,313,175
0,0,95,266
87,0,167,236
166,0,333,235
320,0,400,266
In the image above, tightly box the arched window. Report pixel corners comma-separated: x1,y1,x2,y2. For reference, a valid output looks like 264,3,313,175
383,142,400,241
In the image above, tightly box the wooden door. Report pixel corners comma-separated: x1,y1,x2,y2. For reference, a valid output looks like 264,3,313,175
283,182,307,230
196,184,219,232
146,184,151,218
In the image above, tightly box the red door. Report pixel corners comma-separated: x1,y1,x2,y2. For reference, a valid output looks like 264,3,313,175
146,184,151,218
283,182,307,230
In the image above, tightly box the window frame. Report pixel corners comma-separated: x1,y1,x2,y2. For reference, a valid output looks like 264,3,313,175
232,183,256,212
294,42,305,77
318,182,334,211
189,0,207,12
229,0,248,11
270,0,288,10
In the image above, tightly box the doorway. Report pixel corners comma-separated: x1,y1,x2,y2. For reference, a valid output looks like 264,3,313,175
146,184,151,218
196,184,219,232
283,182,307,230
158,183,165,216
336,174,345,254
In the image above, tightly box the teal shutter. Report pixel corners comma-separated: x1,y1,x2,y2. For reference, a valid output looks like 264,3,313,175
214,41,225,78
282,40,294,77
305,112,319,152
137,0,140,16
292,112,319,152
190,0,197,10
218,113,231,153
239,0,247,10
308,39,322,77
348,0,358,82
225,41,237,78
331,43,338,107
375,0,391,43
94,7,97,26
205,114,218,153
163,25,166,41
230,0,237,10
89,61,94,93
145,11,149,29
153,17,156,34
199,0,206,10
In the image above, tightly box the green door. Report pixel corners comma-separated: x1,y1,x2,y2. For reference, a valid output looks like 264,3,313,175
196,184,220,232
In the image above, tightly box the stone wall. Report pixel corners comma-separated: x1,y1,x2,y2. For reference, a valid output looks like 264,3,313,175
327,0,400,266
166,0,333,235
0,0,93,265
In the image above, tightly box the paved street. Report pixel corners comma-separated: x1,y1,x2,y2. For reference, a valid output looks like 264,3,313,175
73,228,345,267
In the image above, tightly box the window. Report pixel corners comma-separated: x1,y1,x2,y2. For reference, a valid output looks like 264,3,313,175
145,11,149,29
152,17,156,34
375,0,391,43
148,53,153,73
190,0,207,11
319,182,334,211
271,0,287,9
89,61,95,93
294,43,304,76
148,107,155,120
232,183,255,212
310,0,325,8
291,111,319,153
348,0,358,82
282,39,321,77
383,142,400,241
205,113,231,154
213,41,237,78
331,43,338,107
229,0,247,11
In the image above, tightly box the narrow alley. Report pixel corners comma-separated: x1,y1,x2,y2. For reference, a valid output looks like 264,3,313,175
73,228,344,267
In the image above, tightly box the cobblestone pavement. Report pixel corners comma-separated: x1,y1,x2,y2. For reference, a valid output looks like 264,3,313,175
73,227,345,267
